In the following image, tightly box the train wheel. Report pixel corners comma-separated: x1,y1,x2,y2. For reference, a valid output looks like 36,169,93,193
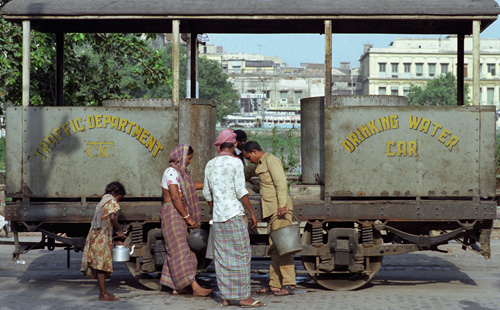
125,261,162,291
301,223,383,291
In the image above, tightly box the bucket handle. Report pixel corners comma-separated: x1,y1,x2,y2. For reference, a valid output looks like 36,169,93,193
269,211,299,226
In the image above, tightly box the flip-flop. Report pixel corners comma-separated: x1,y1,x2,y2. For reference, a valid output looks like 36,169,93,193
99,293,119,301
274,285,295,296
240,300,266,308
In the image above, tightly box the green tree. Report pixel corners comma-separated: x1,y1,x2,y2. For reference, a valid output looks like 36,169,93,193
1,9,239,123
407,72,470,106
0,18,171,106
198,56,240,124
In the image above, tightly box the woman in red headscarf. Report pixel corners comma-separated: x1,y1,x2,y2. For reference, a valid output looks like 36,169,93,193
159,144,212,296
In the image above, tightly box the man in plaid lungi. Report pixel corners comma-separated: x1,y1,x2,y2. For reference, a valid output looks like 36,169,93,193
203,129,265,308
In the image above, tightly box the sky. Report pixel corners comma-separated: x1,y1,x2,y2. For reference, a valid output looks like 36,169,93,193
207,3,500,68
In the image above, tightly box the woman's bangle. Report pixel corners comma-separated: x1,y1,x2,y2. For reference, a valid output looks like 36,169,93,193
182,213,190,219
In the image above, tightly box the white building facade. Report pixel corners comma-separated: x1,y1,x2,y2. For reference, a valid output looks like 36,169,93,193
360,36,500,106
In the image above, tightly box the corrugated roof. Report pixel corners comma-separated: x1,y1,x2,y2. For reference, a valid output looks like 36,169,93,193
1,0,499,34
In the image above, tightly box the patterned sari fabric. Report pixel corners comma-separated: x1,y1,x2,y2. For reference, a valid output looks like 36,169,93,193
213,215,251,301
80,199,120,279
160,144,201,289
160,202,198,289
168,144,201,223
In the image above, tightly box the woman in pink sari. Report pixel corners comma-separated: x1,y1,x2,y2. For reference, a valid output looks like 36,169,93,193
160,144,212,296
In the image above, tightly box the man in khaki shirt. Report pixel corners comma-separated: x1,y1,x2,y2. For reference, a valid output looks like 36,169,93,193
242,141,296,296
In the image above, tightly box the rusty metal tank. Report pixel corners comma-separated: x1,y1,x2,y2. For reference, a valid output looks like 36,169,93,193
6,98,215,198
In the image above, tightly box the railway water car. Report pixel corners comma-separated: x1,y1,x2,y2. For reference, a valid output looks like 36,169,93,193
1,0,499,291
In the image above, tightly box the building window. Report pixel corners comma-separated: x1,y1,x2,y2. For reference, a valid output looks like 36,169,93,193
403,87,410,97
262,90,270,98
378,87,387,95
232,65,241,73
487,63,496,76
379,63,386,78
441,63,449,74
416,63,423,77
464,64,468,78
391,87,398,96
280,91,288,100
428,63,436,77
487,88,494,105
294,91,303,103
391,63,398,78
403,63,411,78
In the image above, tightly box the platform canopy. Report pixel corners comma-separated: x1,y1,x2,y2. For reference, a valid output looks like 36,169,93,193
1,0,499,34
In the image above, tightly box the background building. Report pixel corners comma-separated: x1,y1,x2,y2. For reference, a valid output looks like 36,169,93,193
359,36,500,106
201,44,362,115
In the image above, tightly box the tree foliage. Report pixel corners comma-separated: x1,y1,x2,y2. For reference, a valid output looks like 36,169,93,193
407,72,470,106
198,56,240,123
0,18,171,106
0,7,239,122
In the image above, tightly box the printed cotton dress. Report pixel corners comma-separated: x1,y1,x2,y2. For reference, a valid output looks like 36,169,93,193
81,200,121,279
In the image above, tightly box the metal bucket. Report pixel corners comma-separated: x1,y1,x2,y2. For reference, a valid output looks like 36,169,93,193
269,214,302,256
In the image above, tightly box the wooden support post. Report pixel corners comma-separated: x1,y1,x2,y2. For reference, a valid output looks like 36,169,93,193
457,34,464,106
172,20,180,107
472,20,481,106
324,20,332,107
22,20,31,107
56,33,64,106
190,33,198,98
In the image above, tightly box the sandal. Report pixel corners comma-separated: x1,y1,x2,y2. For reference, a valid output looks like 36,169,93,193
240,300,266,308
99,293,119,301
256,286,279,295
274,285,295,296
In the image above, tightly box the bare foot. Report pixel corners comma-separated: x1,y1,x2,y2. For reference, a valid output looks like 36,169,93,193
192,286,212,297
99,293,119,301
191,281,212,297
172,288,191,295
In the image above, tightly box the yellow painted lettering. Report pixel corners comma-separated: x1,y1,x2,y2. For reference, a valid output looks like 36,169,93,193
359,124,372,138
437,128,451,143
39,141,51,155
445,135,459,151
430,122,442,137
87,115,96,129
380,116,390,131
74,118,85,131
95,115,103,128
152,143,164,157
131,124,143,139
390,115,399,129
70,120,77,132
52,127,62,140
61,123,71,136
139,129,150,145
34,149,47,159
145,135,157,151
367,120,381,135
46,134,58,147
397,141,407,156
111,116,120,129
387,141,396,157
348,133,361,146
419,118,431,133
354,129,365,142
408,115,422,130
127,121,137,134
342,140,355,153
103,115,112,128
118,118,128,132
408,141,418,156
